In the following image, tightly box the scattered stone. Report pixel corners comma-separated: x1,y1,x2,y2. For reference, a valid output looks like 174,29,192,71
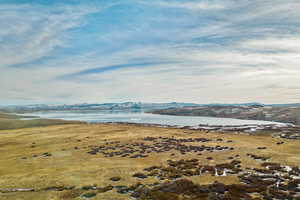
110,177,121,181
81,192,96,198
247,153,270,161
115,185,129,194
86,137,231,158
97,185,113,193
133,173,148,179
42,152,52,157
44,186,74,191
257,147,267,150
276,141,284,145
81,185,97,190
126,161,300,200
0,188,35,193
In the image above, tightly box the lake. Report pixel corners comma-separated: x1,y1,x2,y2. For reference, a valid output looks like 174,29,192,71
20,110,282,127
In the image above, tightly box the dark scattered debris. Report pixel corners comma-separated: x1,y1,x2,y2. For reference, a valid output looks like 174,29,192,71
126,160,300,200
247,153,270,161
42,152,52,157
257,146,267,150
133,173,148,179
87,136,233,158
277,141,284,145
81,192,97,198
110,177,121,182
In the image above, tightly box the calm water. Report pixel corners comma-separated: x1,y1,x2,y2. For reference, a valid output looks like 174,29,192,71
21,110,281,127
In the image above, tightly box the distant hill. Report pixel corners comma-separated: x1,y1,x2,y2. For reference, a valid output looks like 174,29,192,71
1,102,300,114
0,102,200,113
151,105,300,125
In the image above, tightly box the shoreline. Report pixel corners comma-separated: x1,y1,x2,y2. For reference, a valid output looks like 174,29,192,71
99,121,300,139
12,111,300,140
150,106,300,125
88,121,300,140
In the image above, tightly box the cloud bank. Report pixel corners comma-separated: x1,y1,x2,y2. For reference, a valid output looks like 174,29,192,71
1,0,300,105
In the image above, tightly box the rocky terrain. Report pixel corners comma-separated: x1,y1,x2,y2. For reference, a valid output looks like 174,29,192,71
187,123,300,140
0,123,300,199
151,105,300,125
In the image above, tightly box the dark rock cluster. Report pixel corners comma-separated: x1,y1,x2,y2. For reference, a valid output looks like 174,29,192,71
247,153,270,161
5,157,300,199
237,162,300,199
123,160,300,200
21,152,52,160
140,159,242,181
87,137,233,158
279,132,300,140
42,152,52,157
110,177,121,181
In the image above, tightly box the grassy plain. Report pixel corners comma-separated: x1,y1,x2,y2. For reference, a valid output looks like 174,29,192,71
0,122,299,199
0,112,79,130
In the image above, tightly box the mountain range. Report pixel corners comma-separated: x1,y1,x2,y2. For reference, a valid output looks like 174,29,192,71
1,102,300,113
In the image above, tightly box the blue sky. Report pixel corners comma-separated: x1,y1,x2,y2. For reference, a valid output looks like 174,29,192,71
1,0,300,105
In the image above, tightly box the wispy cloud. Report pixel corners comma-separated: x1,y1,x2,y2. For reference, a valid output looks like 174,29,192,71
1,0,300,105
146,0,229,10
57,61,180,80
0,3,105,68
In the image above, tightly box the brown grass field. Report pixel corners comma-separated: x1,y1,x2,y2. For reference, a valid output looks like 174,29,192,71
0,122,299,199
0,112,79,130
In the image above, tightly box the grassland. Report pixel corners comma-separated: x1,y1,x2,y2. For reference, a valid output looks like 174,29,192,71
0,112,79,130
0,123,299,199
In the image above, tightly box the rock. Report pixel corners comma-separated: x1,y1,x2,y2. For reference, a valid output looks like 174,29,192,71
115,185,130,194
276,141,284,145
133,173,148,179
42,152,52,157
209,181,226,194
97,185,113,193
130,186,150,198
110,177,121,181
81,185,97,190
257,147,267,150
81,192,96,198
156,179,196,194
44,186,74,191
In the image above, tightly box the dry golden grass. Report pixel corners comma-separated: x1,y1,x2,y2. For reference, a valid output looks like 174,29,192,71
0,123,299,199
0,112,79,130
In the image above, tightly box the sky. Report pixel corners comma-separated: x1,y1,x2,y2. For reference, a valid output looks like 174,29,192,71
1,0,300,105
